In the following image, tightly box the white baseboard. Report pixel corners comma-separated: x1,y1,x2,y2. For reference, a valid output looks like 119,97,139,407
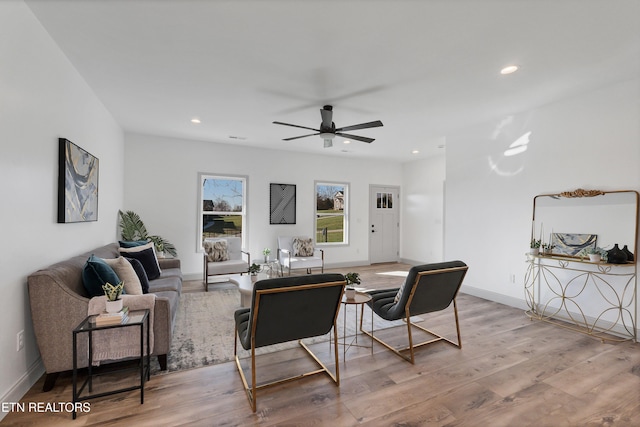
460,284,529,310
0,358,44,422
324,260,371,270
398,257,422,266
184,272,203,281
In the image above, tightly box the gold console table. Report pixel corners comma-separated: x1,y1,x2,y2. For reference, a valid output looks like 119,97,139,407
524,254,637,342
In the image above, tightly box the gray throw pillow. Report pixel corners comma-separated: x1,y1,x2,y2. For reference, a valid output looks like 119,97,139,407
204,240,229,262
292,237,314,257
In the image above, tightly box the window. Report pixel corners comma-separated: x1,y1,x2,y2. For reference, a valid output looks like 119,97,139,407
315,182,348,245
198,174,247,247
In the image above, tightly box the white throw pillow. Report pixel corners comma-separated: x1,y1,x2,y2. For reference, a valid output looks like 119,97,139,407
104,256,143,295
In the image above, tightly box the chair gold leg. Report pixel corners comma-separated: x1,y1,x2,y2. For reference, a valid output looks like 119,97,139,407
362,301,462,364
235,336,340,412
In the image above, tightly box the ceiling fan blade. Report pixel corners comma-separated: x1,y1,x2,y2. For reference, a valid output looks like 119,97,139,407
335,133,375,143
273,121,320,133
283,133,320,141
320,105,333,128
335,120,383,132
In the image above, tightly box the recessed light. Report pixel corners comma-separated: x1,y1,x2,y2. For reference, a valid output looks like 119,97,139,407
191,118,201,124
343,140,351,144
500,65,519,75
412,150,420,154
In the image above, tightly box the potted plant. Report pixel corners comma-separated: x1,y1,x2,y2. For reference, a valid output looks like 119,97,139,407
541,243,555,255
156,241,165,258
344,272,361,299
102,281,124,313
118,210,177,257
580,247,607,263
262,248,271,263
529,239,541,255
249,263,261,282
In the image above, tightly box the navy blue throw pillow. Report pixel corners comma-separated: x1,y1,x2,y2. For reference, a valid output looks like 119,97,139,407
126,257,150,294
119,240,149,248
121,247,161,280
82,255,121,297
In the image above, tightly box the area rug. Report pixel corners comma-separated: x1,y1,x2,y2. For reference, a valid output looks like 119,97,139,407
154,287,418,374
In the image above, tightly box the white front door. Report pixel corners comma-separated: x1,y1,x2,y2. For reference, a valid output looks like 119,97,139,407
369,185,399,264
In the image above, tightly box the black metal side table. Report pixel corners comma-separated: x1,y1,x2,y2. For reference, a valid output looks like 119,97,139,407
72,309,150,419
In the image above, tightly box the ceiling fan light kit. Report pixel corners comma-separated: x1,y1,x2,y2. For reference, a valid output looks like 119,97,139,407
273,105,383,148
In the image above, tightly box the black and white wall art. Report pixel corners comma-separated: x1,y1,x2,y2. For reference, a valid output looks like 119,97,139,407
270,183,296,224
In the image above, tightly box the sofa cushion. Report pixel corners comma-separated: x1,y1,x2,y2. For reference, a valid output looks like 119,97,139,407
119,242,161,280
105,256,143,295
147,274,182,294
126,257,150,294
206,259,248,276
292,237,314,257
82,255,121,297
159,267,183,281
204,239,229,262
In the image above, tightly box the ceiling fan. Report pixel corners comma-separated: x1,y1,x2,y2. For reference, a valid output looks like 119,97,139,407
273,105,383,148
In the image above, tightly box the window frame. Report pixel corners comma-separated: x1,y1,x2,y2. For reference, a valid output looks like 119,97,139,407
197,173,248,251
314,180,349,246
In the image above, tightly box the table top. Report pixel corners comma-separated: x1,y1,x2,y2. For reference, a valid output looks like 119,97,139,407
75,309,149,332
342,292,372,304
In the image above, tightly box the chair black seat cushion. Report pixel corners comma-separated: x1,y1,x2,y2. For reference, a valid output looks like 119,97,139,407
234,273,345,350
367,261,467,321
366,288,400,321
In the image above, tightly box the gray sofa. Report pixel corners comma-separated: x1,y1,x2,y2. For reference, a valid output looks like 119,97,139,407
27,243,182,391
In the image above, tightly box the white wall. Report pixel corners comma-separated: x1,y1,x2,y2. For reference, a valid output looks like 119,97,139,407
445,78,640,316
123,133,403,277
401,153,446,264
0,1,123,415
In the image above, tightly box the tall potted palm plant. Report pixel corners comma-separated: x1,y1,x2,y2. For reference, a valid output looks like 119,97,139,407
118,210,178,257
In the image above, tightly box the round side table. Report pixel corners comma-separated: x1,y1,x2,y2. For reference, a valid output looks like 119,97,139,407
340,292,373,361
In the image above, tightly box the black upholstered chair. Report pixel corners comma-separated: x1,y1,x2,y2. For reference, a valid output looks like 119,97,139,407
364,261,468,364
234,273,345,412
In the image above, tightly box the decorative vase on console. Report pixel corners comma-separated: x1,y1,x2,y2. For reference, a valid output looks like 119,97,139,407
622,245,634,262
606,244,628,264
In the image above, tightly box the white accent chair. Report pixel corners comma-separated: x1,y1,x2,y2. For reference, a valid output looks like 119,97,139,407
277,236,324,276
203,237,250,290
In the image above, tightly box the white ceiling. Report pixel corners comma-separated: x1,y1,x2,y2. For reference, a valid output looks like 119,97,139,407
25,0,639,162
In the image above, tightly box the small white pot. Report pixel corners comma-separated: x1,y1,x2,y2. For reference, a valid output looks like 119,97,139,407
529,248,539,255
345,288,356,300
105,298,123,313
588,254,601,263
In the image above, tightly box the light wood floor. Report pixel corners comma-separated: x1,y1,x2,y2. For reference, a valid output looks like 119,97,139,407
4,263,640,426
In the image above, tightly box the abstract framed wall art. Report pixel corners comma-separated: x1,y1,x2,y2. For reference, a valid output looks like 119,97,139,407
551,233,597,256
57,138,99,223
270,183,296,224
